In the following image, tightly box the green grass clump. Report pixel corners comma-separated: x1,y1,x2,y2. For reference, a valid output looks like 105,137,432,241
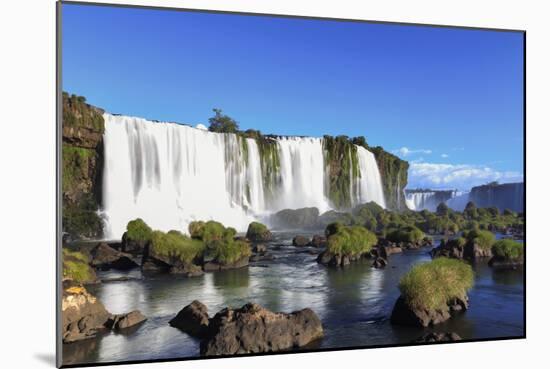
151,230,205,264
399,257,474,311
326,225,377,256
386,225,425,243
189,220,231,243
212,239,252,264
126,218,153,242
62,249,94,283
492,239,524,260
464,229,495,250
246,221,270,239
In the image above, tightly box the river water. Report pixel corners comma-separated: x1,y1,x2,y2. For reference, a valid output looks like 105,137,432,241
63,232,524,365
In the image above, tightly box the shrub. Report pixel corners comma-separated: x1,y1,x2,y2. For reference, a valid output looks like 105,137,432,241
399,257,474,311
62,249,94,283
212,239,251,264
208,108,239,133
465,229,495,250
126,218,153,242
326,225,377,256
386,225,425,244
492,239,524,260
151,230,205,264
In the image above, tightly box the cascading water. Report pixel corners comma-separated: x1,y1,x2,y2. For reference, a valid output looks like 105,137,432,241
354,146,386,208
275,137,331,212
405,192,436,211
101,113,388,239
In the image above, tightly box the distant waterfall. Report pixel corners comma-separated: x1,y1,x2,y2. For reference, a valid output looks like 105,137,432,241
102,113,387,238
405,190,465,212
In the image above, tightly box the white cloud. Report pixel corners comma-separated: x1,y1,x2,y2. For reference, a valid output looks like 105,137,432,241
408,162,523,190
393,147,432,157
441,153,449,158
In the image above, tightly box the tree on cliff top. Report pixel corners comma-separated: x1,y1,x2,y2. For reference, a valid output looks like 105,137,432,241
208,108,239,133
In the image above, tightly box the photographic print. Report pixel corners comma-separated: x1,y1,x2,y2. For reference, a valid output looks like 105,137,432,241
58,2,525,367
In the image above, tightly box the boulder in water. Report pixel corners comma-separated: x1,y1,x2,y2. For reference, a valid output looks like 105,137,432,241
169,300,210,338
271,207,320,229
107,310,147,330
246,222,272,242
390,296,468,327
90,242,138,270
200,303,324,355
292,235,309,247
308,235,327,248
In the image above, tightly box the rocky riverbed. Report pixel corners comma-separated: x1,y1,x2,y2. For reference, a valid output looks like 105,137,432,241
63,231,524,366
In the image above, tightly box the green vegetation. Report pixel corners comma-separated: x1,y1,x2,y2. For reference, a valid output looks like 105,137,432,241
399,258,474,311
62,92,105,239
62,249,95,283
492,239,524,260
151,230,206,264
464,229,495,251
323,135,361,209
246,221,270,240
256,137,281,198
126,218,153,242
62,92,104,132
325,223,378,257
189,220,252,264
208,108,239,133
368,146,409,210
386,225,425,244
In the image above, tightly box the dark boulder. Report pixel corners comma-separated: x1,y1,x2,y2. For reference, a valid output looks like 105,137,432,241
246,222,272,242
121,232,149,255
107,310,146,330
90,242,138,270
414,332,462,343
271,207,320,229
316,250,363,267
169,300,210,338
372,257,388,269
141,244,203,277
200,303,323,355
292,235,309,247
61,285,112,343
390,295,468,327
308,235,327,248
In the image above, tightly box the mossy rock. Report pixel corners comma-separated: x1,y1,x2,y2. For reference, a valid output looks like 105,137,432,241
246,222,272,242
62,248,97,284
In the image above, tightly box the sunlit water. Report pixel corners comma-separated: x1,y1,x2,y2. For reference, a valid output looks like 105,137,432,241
63,232,524,365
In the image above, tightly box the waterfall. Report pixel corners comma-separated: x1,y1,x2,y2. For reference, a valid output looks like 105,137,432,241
101,113,388,239
354,146,386,208
405,190,466,212
405,192,436,211
275,137,330,213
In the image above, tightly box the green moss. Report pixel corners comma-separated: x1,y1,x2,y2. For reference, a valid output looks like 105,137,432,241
369,146,409,211
188,220,251,264
62,201,103,239
246,222,271,240
386,225,425,243
492,239,524,260
326,224,378,257
126,218,153,242
151,230,205,264
62,144,95,194
464,229,495,250
323,135,360,209
256,137,281,199
62,249,95,283
63,92,104,132
399,257,474,311
211,239,251,264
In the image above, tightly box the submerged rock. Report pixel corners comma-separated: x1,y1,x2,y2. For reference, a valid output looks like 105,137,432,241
372,257,388,269
90,242,138,270
203,257,249,272
308,235,327,248
414,332,462,343
201,303,324,355
107,310,147,330
292,235,309,247
141,244,204,277
390,296,468,327
169,300,210,338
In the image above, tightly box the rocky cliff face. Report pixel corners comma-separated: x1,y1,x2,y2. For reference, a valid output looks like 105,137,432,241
469,182,524,212
62,92,105,239
369,146,409,211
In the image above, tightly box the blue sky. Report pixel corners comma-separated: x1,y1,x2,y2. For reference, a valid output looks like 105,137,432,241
62,3,524,191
